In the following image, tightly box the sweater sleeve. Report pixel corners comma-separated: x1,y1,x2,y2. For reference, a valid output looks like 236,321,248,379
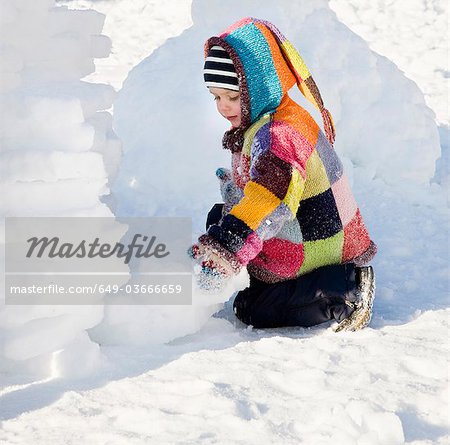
203,122,307,267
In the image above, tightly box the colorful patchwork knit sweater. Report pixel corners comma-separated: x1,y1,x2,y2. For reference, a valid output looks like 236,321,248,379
199,17,377,284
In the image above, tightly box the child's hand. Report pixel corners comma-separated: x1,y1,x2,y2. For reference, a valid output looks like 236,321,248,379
196,262,228,292
188,241,235,292
216,167,232,181
215,167,243,212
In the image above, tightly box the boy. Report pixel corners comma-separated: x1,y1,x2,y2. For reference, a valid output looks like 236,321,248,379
190,18,376,332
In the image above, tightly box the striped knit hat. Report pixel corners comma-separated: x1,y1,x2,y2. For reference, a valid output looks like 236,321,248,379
203,45,239,91
204,18,336,146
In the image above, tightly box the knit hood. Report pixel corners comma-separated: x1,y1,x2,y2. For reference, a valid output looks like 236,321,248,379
204,17,336,152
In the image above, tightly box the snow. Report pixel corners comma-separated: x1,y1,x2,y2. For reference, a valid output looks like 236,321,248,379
328,0,450,192
0,0,118,379
110,0,441,224
329,0,449,127
1,0,449,443
1,311,447,444
56,0,193,89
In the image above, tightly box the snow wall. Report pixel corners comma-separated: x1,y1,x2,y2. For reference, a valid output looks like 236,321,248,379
0,0,120,378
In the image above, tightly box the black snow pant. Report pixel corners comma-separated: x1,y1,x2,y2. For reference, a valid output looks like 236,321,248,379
206,203,357,329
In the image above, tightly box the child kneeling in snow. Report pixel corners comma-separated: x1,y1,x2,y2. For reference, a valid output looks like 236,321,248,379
189,18,377,332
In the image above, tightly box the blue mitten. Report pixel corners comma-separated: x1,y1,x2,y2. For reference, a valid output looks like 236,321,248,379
216,168,243,214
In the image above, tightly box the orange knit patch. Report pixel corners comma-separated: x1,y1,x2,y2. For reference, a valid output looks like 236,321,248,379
254,23,296,94
274,99,320,148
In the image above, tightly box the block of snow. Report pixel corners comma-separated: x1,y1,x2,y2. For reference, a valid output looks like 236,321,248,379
0,0,118,380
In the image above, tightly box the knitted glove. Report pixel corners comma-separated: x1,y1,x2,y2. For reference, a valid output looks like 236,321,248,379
188,234,242,292
216,168,243,214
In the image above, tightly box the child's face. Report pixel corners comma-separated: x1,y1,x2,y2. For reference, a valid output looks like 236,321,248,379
209,87,241,128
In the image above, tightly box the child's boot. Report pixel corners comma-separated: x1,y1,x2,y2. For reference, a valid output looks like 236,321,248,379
335,266,375,332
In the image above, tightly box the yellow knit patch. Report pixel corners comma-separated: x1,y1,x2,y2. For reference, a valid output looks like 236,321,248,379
302,150,331,199
230,181,280,230
242,114,271,157
281,41,310,80
283,168,305,215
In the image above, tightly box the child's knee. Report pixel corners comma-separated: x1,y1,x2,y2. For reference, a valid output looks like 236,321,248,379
233,292,285,328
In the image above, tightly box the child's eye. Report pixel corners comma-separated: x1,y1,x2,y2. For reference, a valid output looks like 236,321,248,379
213,96,219,101
230,96,240,101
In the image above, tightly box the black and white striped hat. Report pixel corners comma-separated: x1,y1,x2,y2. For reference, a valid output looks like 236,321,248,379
203,45,239,91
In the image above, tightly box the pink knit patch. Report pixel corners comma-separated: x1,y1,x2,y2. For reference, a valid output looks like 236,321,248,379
331,174,358,226
255,19,287,43
270,122,312,178
251,238,304,277
235,232,263,265
342,210,371,262
220,17,253,37
233,152,251,189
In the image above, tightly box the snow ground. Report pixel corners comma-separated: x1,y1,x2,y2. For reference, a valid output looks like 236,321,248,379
1,0,449,444
1,310,448,444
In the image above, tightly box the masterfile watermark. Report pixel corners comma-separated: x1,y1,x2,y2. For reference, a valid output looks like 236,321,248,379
25,234,170,264
5,217,192,305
